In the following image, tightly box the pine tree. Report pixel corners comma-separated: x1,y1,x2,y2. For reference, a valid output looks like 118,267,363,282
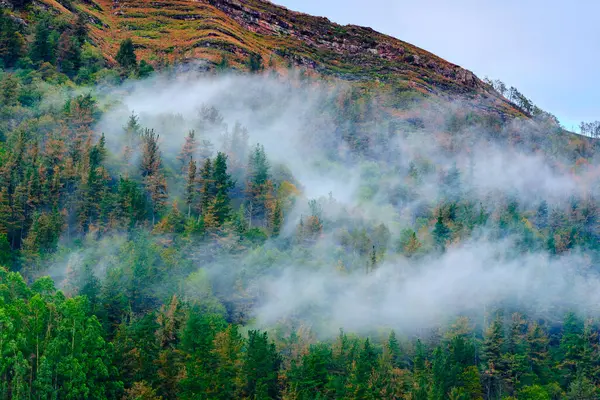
57,30,82,77
30,19,55,65
78,263,101,314
433,210,451,251
388,330,402,369
77,135,109,232
198,158,214,215
0,187,11,237
185,157,197,218
122,113,142,171
412,339,430,400
140,129,167,224
245,144,272,227
137,60,154,78
179,310,226,397
0,73,19,106
271,199,283,236
369,245,377,273
527,322,551,384
212,152,234,226
116,38,137,71
211,325,245,399
116,177,148,227
403,230,422,257
559,312,585,386
154,202,185,234
290,343,332,398
483,312,506,399
0,9,24,67
178,130,198,171
247,53,263,72
243,330,282,399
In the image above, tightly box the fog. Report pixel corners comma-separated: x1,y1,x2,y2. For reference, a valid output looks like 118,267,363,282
254,238,597,336
49,70,600,336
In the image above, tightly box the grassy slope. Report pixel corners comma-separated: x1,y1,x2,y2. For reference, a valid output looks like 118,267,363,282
33,0,521,113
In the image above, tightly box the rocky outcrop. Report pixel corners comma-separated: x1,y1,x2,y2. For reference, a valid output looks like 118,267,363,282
206,0,482,93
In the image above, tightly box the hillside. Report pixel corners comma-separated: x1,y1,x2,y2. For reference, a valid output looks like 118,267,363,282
12,0,524,117
2,1,600,399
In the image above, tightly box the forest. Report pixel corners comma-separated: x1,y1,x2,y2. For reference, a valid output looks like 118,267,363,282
2,6,600,400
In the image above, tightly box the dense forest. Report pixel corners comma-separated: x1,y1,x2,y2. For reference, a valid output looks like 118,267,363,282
2,6,600,400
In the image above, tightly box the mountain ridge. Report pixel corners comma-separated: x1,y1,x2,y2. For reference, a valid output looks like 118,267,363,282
21,0,525,117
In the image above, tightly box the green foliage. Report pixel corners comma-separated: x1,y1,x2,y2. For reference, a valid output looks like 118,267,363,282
433,210,451,251
212,152,234,225
29,18,57,66
138,59,154,78
0,10,599,400
0,233,10,266
0,9,24,68
216,55,229,71
244,330,282,399
247,52,263,72
116,38,137,71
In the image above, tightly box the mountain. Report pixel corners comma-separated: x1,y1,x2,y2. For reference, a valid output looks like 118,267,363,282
16,0,525,116
3,1,600,399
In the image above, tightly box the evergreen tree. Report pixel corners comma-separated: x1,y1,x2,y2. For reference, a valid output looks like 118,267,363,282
483,313,507,399
290,343,332,399
212,152,234,226
138,60,154,78
185,157,197,218
0,9,24,67
140,129,167,224
245,144,273,227
247,53,263,72
178,130,198,171
57,30,82,77
30,18,55,65
198,157,214,215
116,38,137,71
243,330,282,399
433,209,451,251
271,199,283,236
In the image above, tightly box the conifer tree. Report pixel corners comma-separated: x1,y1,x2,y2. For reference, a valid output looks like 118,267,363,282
57,30,82,77
212,152,234,226
271,199,283,236
198,158,214,215
0,9,24,67
483,312,507,399
137,60,154,78
245,144,272,227
30,18,55,65
211,324,245,399
116,38,137,71
140,129,167,224
244,330,282,399
433,210,451,251
178,130,198,171
185,157,197,218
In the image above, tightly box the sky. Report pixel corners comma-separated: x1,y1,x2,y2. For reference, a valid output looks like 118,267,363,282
275,0,599,131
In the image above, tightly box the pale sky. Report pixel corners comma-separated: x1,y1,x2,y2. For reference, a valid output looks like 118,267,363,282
275,0,599,131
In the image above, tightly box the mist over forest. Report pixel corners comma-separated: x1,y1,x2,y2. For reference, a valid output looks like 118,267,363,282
2,3,600,399
58,70,600,337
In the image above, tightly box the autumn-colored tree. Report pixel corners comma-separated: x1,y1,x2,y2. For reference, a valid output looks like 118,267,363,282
178,130,198,172
140,129,168,224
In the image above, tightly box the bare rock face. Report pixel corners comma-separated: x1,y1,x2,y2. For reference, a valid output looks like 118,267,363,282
204,0,484,93
455,68,477,87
